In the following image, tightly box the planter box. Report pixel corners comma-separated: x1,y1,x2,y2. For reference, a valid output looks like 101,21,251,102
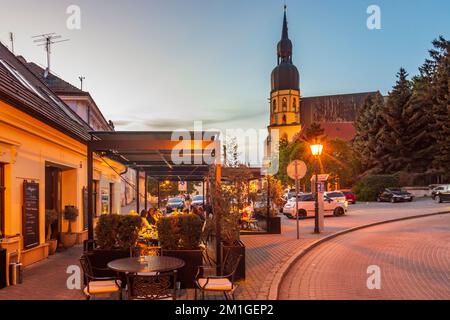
162,249,203,289
221,241,245,281
255,214,281,234
61,233,77,248
47,239,58,255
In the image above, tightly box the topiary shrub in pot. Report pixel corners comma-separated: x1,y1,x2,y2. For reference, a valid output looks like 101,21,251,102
158,214,203,288
45,209,59,254
61,206,79,248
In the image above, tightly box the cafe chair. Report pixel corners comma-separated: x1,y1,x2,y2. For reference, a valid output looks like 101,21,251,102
79,255,122,300
194,250,242,300
126,271,178,300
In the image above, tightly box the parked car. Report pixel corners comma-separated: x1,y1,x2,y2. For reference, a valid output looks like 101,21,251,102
166,197,185,211
324,191,347,204
431,185,450,200
435,191,450,203
283,193,347,219
341,190,357,204
377,188,414,203
191,195,205,208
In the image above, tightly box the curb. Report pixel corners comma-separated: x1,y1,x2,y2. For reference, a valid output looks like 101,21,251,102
265,210,450,300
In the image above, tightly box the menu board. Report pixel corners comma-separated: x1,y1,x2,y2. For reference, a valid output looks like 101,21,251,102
23,181,40,249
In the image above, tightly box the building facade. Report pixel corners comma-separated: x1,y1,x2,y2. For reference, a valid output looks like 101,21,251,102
0,43,124,266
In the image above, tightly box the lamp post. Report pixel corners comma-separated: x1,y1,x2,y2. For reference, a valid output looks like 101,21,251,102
310,143,323,234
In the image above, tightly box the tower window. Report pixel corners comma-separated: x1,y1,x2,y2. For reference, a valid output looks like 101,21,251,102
272,99,277,113
282,115,287,124
282,98,287,111
293,98,297,111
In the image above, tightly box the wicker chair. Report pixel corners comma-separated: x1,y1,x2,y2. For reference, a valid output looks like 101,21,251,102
194,250,242,300
126,271,178,300
79,255,122,300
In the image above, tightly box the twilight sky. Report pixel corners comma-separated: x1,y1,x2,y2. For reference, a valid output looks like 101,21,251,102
1,0,449,135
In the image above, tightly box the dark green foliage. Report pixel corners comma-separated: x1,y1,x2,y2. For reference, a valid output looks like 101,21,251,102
353,175,399,201
157,214,203,250
304,122,325,142
95,214,142,250
63,206,79,234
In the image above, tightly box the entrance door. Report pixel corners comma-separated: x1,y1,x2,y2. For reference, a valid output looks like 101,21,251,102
45,167,61,240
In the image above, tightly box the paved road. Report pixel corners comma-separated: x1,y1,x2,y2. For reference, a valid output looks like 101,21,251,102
279,213,450,300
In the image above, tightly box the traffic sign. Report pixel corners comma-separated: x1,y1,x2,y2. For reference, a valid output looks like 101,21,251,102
287,160,307,180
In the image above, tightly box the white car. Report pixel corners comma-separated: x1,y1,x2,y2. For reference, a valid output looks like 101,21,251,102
283,193,348,219
324,191,348,205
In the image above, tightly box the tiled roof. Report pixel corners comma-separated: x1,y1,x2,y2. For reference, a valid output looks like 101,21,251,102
25,61,86,95
0,43,91,142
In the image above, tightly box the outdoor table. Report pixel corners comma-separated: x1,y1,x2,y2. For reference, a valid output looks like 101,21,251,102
107,256,185,274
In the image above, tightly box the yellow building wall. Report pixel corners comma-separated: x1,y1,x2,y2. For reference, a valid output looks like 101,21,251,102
0,100,124,266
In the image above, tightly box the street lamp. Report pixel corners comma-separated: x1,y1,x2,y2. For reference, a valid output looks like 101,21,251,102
310,143,323,234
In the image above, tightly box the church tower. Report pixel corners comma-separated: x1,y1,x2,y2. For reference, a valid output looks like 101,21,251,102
268,6,301,142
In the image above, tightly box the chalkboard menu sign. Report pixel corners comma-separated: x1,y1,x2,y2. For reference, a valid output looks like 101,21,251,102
23,181,40,249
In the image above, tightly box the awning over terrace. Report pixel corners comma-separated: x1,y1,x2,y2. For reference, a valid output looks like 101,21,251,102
86,130,222,242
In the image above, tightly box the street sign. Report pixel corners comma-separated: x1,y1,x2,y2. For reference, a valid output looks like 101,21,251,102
310,174,329,183
287,160,307,180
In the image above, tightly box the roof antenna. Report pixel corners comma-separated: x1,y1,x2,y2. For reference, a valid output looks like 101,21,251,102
32,33,69,78
79,76,85,91
9,32,15,54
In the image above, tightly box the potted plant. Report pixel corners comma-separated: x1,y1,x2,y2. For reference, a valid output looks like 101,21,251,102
158,214,203,288
88,214,142,278
210,165,248,280
45,209,58,254
254,176,283,234
61,206,79,248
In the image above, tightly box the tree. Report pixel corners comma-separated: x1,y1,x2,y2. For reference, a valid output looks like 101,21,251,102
304,122,325,142
375,68,412,173
429,37,450,181
353,92,385,172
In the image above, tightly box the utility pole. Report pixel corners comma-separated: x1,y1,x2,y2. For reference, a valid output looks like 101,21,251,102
9,32,14,54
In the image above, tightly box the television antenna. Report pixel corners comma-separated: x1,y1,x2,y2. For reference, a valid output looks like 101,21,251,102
79,76,85,90
32,33,69,77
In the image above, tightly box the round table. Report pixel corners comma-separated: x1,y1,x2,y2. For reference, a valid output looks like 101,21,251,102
107,256,185,274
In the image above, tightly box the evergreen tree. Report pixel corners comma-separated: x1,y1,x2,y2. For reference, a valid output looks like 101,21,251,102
304,122,325,142
429,37,450,180
353,92,385,172
375,68,412,173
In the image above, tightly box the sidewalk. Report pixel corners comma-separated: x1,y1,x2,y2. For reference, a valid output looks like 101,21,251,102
0,200,448,300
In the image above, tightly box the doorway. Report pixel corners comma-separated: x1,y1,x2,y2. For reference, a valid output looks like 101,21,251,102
45,166,61,241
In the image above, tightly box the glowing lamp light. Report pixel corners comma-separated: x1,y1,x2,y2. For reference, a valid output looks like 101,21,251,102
310,144,324,157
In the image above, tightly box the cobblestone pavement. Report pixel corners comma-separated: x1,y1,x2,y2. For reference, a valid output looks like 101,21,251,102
0,199,448,300
279,214,450,300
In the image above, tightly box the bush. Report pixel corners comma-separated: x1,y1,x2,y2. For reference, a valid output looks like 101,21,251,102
95,214,142,250
157,214,203,250
353,174,399,201
63,206,79,234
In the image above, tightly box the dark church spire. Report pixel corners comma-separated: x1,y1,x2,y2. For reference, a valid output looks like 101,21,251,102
277,5,293,64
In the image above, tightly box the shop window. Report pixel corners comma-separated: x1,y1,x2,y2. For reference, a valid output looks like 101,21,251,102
0,163,4,236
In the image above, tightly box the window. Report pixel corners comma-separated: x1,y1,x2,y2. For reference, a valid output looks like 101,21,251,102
272,100,277,113
0,163,5,237
293,98,297,111
0,59,46,100
282,115,287,124
282,98,287,111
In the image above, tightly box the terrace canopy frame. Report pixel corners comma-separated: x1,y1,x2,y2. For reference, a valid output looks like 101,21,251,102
86,131,222,262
